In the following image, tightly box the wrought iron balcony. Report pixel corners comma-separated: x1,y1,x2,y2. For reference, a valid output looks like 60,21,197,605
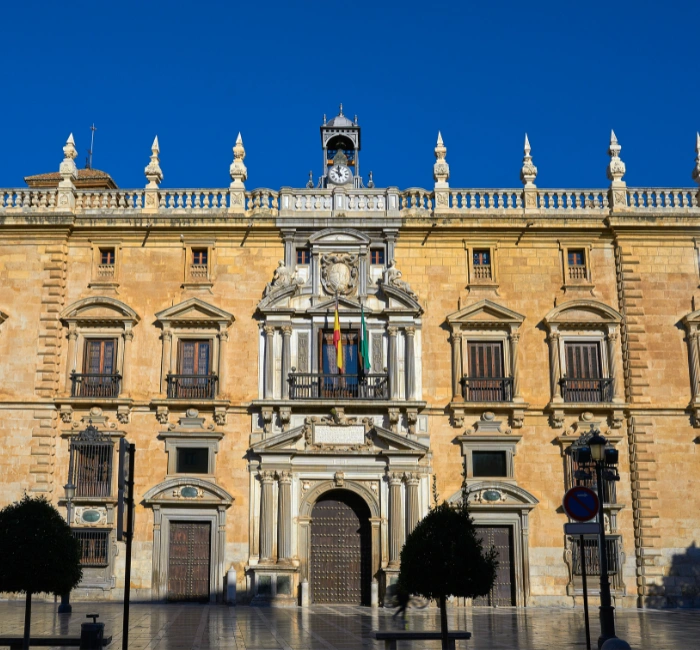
70,372,121,398
166,373,218,399
560,377,613,403
288,372,389,400
460,376,513,402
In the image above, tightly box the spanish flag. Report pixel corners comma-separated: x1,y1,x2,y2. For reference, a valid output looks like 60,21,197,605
334,297,344,373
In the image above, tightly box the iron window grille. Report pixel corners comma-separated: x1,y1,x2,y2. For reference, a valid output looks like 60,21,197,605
68,423,114,498
73,528,110,567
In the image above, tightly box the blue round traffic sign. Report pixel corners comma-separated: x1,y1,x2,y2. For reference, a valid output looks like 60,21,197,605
562,487,599,522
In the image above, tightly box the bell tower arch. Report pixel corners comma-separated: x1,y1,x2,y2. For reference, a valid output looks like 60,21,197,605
320,104,362,188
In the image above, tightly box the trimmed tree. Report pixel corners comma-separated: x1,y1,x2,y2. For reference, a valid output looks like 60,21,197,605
398,495,497,650
0,495,82,650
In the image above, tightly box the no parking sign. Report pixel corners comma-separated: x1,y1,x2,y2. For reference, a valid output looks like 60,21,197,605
562,486,599,522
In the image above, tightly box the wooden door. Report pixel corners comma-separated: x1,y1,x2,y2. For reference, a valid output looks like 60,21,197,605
474,526,515,606
310,490,371,604
167,521,211,602
467,341,505,401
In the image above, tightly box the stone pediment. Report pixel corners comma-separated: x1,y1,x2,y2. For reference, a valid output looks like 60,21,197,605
306,295,363,315
155,297,234,328
446,299,524,329
544,299,621,328
61,296,140,325
256,284,299,313
142,477,233,507
448,482,538,509
251,421,428,456
308,228,371,246
377,282,423,315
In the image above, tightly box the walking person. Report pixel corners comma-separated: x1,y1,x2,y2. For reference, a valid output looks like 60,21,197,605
392,586,410,626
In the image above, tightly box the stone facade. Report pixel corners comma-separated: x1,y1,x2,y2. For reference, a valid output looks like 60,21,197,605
1,118,699,608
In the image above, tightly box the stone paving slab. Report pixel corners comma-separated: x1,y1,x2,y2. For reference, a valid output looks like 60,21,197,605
0,601,697,650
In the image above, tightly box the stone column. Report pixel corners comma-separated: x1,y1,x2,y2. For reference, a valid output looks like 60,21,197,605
405,327,416,400
65,325,78,394
218,330,229,396
548,329,562,401
259,471,275,562
690,329,700,401
161,328,173,394
450,331,463,401
509,330,521,400
404,473,420,535
388,327,399,400
121,328,134,396
388,472,404,567
277,471,292,562
281,326,292,399
264,326,275,399
606,328,623,402
152,506,163,598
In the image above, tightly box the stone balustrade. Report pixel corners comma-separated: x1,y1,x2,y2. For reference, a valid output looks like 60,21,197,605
1,185,698,216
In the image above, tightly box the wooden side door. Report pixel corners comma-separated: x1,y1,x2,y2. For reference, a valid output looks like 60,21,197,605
474,526,515,606
167,521,211,602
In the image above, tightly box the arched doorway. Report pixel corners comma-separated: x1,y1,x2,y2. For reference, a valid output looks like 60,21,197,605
310,489,372,605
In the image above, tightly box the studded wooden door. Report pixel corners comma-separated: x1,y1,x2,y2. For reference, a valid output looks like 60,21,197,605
310,490,371,604
167,521,211,602
474,526,516,606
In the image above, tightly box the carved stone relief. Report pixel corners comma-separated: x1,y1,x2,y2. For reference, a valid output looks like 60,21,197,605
297,333,309,373
320,253,359,296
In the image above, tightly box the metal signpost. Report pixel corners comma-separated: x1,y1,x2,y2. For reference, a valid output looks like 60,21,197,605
117,439,135,650
563,487,600,650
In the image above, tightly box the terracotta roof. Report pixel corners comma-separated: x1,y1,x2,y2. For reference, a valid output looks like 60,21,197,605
24,168,118,189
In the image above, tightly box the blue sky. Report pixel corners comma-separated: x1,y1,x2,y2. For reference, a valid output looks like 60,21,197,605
1,1,698,190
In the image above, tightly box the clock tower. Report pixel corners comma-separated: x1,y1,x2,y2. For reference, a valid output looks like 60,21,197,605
320,104,361,188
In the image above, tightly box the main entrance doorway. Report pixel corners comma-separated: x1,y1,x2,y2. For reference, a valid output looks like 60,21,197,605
474,526,516,606
310,489,371,604
167,521,211,601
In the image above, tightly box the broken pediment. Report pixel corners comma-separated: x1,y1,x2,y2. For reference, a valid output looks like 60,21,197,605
446,299,524,330
142,477,233,507
306,295,363,316
60,296,140,325
448,482,538,509
155,297,234,328
377,281,424,315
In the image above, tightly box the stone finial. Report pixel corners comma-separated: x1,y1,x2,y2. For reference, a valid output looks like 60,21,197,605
306,171,314,189
230,132,247,187
144,136,163,188
606,129,626,185
692,132,700,187
59,133,78,186
520,133,538,187
433,131,450,186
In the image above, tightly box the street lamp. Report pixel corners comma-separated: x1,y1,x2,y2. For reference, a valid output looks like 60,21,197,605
58,481,76,614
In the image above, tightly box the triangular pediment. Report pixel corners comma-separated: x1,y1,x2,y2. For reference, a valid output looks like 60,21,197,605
544,299,621,328
156,297,234,327
308,228,371,246
142,477,233,507
306,295,363,315
447,299,524,328
61,297,140,324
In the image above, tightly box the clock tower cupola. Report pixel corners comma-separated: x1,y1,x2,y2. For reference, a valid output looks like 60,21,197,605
320,104,361,188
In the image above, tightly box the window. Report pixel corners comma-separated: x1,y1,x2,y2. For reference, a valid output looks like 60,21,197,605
176,447,209,474
464,341,512,402
564,445,616,503
68,430,114,498
73,529,110,567
472,451,507,477
168,339,216,399
297,249,310,265
99,248,115,273
563,341,611,402
370,249,385,265
568,249,586,280
571,536,620,577
192,249,208,265
90,243,120,287
472,249,492,280
73,338,120,398
191,248,209,280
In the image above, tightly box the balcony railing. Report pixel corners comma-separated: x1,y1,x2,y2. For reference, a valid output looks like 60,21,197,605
473,264,492,280
73,529,110,567
288,372,389,400
568,264,587,280
461,376,513,402
70,372,121,398
560,377,613,403
166,373,218,399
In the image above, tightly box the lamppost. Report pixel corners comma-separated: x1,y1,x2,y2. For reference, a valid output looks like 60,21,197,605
573,426,629,650
58,480,76,614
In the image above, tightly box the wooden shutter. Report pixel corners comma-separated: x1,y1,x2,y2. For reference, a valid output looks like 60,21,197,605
179,340,211,375
565,342,601,379
83,339,116,374
468,341,504,378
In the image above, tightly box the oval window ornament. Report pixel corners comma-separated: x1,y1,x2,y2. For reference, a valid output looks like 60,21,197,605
181,487,198,498
81,509,101,523
482,490,502,502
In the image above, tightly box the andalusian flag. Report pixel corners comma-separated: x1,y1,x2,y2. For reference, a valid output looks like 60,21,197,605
334,297,344,373
360,304,370,372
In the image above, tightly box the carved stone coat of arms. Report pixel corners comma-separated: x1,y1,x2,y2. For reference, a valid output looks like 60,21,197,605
321,253,359,296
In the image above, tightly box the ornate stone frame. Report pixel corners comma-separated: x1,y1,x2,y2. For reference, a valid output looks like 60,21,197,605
559,241,595,295
464,242,499,293
88,240,122,292
142,477,233,602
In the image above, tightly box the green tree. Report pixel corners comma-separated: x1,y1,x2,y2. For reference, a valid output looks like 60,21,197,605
0,495,82,650
398,494,497,650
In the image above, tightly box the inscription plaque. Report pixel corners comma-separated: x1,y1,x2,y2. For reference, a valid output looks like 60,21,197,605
314,425,365,445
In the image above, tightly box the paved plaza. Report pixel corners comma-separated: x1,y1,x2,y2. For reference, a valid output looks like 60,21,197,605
0,601,698,650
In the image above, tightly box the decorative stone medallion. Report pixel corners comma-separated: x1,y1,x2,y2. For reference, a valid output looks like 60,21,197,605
321,253,359,296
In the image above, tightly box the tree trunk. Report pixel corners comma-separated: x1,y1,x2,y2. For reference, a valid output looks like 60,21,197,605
439,594,449,650
23,591,32,650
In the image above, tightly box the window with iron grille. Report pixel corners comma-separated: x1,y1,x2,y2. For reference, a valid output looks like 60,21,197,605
297,249,310,265
70,432,114,498
370,249,385,265
571,536,620,577
568,249,587,280
73,529,110,567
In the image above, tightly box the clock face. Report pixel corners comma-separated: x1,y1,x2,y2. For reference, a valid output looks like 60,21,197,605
329,164,351,184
